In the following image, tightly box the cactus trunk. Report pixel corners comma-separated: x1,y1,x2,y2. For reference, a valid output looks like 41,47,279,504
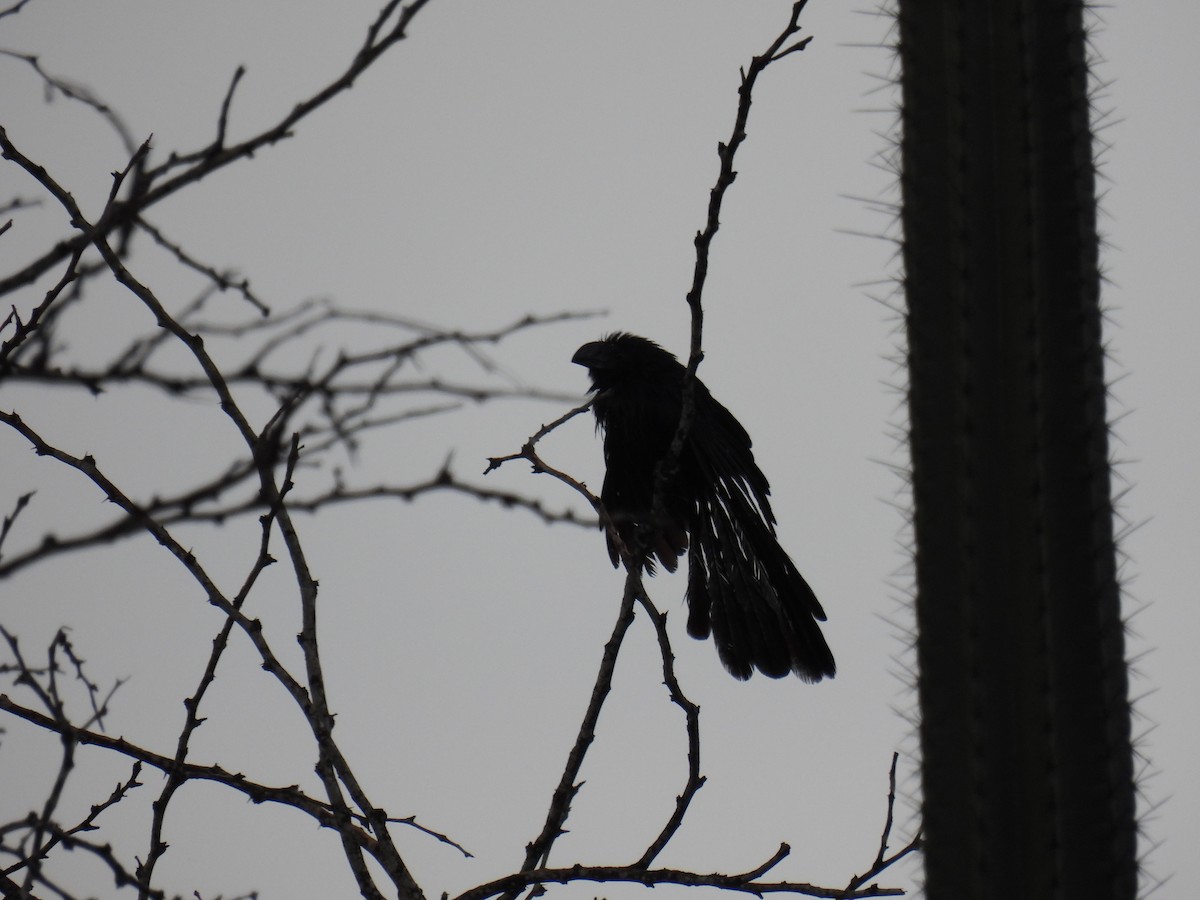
896,2,1137,897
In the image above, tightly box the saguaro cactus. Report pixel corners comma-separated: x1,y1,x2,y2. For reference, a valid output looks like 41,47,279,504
896,2,1137,897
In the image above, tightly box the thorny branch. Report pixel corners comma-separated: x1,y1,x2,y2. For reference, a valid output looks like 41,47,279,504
0,1,435,300
0,690,373,835
475,9,914,900
452,854,906,900
836,754,923,898
1,2,514,896
136,440,301,890
1,1,917,899
0,302,597,580
662,0,814,519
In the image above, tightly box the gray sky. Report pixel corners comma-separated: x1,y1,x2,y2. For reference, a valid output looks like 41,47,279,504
2,2,1196,897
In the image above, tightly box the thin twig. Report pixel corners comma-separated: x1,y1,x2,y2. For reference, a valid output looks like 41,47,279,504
492,4,821,890
0,49,137,153
661,0,814,501
0,694,371,831
136,448,294,894
511,570,644,882
632,592,705,868
454,859,905,900
136,217,267,314
0,0,436,300
214,65,247,152
0,491,34,561
836,753,923,898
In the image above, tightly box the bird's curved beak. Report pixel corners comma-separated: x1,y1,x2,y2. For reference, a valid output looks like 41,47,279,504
571,342,606,369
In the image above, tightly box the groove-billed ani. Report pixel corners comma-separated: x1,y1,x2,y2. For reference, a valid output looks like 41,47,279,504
572,332,835,682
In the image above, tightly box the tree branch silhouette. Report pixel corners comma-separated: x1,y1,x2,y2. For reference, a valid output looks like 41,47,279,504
0,2,916,898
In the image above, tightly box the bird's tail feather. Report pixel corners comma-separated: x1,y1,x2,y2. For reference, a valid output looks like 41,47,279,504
685,490,835,682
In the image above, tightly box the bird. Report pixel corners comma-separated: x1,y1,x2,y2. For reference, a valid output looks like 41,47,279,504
571,332,835,682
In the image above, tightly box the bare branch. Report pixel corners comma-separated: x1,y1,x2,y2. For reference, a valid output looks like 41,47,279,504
0,491,34,561
0,240,86,371
512,569,644,880
136,449,293,891
0,1,436,300
0,0,37,21
0,693,370,833
631,591,704,868
492,7,823,891
455,860,905,900
214,65,247,152
0,48,137,153
0,4,909,899
661,0,814,509
1,763,145,889
837,754,923,898
136,216,268,314
387,815,474,860
0,195,41,216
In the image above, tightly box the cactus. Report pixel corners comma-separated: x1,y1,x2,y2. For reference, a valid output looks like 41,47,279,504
895,2,1137,897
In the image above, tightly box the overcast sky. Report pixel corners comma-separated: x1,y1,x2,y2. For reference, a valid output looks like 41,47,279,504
2,2,1197,898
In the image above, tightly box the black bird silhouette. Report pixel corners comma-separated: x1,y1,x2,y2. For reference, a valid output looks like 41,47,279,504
572,332,835,682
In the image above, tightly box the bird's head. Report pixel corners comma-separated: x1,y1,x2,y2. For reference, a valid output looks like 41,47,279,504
571,332,680,393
